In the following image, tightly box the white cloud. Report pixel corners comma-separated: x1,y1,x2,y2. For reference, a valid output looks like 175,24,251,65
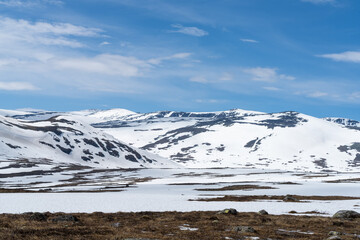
0,17,102,48
349,92,360,100
0,17,101,36
148,52,191,65
0,58,20,67
318,51,360,63
0,82,38,91
301,0,335,4
53,54,150,76
0,0,63,7
51,52,192,76
195,99,222,103
263,86,280,91
240,38,258,43
190,76,208,83
170,24,208,37
100,41,110,46
242,67,295,82
308,91,329,98
219,72,233,81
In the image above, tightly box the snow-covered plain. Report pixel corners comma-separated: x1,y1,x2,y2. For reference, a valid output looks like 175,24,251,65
0,108,359,215
0,168,359,215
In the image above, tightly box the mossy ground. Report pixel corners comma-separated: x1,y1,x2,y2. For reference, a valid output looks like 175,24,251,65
0,211,359,239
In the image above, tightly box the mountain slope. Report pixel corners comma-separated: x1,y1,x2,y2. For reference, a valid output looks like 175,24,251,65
0,115,177,168
93,109,360,171
324,117,360,130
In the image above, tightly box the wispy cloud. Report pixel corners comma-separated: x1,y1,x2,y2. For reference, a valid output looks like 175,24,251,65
0,17,102,48
0,0,63,7
242,67,295,82
0,82,38,91
148,52,192,65
219,72,233,81
100,41,110,46
195,99,223,103
240,38,258,43
301,0,336,4
263,86,280,91
53,54,150,77
189,76,209,83
318,51,360,63
307,91,329,98
170,24,208,37
349,92,360,100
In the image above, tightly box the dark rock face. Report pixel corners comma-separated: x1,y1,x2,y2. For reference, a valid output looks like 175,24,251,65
220,208,237,215
338,143,360,153
338,143,360,167
256,112,308,129
39,141,55,149
283,195,299,202
5,143,21,149
313,158,328,168
258,209,269,215
51,215,79,223
333,210,360,219
83,138,99,148
244,138,258,148
29,212,48,221
56,145,72,154
125,154,138,163
142,126,209,151
232,226,256,233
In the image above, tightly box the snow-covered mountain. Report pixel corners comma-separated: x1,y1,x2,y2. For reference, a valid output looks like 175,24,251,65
90,109,360,172
324,117,360,130
2,108,360,171
0,114,177,168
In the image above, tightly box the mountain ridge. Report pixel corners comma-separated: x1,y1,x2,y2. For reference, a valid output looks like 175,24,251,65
1,108,360,171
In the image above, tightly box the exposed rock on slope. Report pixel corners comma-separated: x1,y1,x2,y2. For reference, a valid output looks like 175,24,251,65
0,115,177,168
92,109,360,171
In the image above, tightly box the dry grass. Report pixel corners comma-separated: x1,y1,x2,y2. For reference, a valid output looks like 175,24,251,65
195,184,276,191
192,195,360,202
324,178,360,183
0,211,359,240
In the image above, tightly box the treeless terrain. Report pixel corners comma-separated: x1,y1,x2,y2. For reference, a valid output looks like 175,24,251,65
0,211,359,240
193,195,360,202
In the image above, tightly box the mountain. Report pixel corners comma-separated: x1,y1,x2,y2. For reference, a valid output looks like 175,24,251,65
324,117,360,130
0,114,177,168
2,108,360,172
91,109,360,172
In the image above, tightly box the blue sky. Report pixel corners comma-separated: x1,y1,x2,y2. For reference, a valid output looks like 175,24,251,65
0,0,359,119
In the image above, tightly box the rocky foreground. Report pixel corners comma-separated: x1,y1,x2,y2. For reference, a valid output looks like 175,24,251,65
1,210,359,240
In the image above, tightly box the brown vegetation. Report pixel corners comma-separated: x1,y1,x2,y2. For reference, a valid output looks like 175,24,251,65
195,184,276,191
192,195,360,202
0,211,359,239
324,178,360,183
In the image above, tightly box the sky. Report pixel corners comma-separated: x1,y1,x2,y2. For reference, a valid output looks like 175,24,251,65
0,0,359,119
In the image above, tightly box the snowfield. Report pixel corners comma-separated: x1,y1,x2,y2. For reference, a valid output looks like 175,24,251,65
92,109,360,172
0,108,359,215
0,168,359,215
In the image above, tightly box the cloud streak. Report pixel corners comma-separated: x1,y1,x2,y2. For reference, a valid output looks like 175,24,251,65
0,17,102,48
170,24,208,37
0,82,38,91
301,0,336,4
0,0,63,7
148,52,192,65
242,67,295,82
318,51,360,63
240,38,258,43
